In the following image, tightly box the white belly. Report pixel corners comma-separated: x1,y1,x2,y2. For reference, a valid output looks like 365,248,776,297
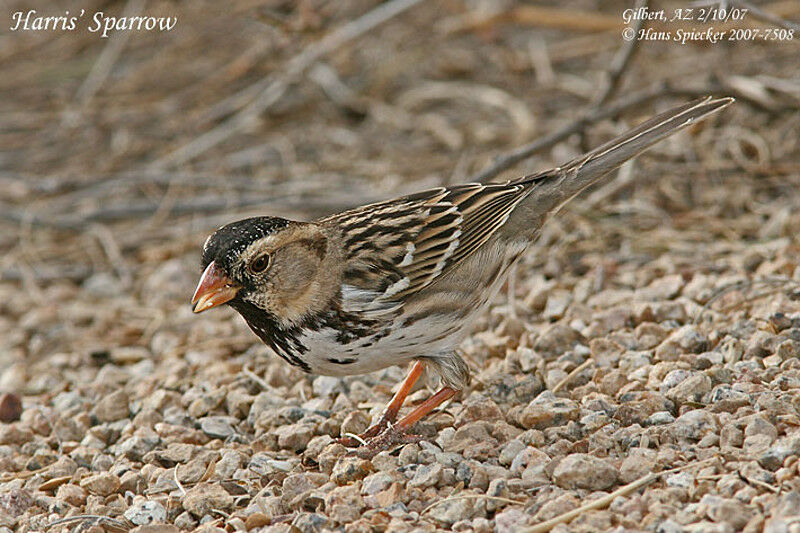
297,241,525,377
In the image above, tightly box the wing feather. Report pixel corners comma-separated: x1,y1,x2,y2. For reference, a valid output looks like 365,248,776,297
321,181,531,306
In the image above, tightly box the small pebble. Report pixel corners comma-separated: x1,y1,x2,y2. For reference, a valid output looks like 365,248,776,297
199,416,238,439
124,500,168,525
553,454,618,490
80,473,120,496
0,393,22,423
182,483,234,516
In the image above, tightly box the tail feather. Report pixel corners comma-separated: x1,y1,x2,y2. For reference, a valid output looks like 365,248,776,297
565,96,732,188
510,96,733,225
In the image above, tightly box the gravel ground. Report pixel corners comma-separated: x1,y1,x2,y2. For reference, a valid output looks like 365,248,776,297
2,0,800,532
5,201,800,533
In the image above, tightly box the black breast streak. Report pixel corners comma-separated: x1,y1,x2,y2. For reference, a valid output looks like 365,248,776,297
327,357,357,365
229,299,312,373
318,306,387,346
231,296,395,374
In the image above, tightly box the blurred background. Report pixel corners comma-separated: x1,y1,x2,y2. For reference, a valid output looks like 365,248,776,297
1,0,799,401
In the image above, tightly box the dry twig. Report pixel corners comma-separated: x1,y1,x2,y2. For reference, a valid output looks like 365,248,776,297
522,457,718,533
422,494,526,515
342,432,368,446
242,366,271,391
472,82,672,183
442,5,621,34
592,0,648,106
46,515,130,532
74,0,146,105
692,0,800,32
152,0,426,168
471,77,757,184
174,464,187,497
552,358,593,393
693,277,799,323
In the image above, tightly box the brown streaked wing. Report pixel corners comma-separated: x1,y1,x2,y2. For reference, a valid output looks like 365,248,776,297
321,181,531,300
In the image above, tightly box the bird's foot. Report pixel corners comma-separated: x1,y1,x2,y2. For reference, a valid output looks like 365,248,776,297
338,361,426,448
336,416,394,448
349,424,422,459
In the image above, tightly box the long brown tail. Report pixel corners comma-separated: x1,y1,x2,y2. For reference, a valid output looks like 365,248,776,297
508,96,733,231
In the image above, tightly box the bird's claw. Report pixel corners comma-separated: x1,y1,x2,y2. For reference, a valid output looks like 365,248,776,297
348,425,422,459
336,416,394,447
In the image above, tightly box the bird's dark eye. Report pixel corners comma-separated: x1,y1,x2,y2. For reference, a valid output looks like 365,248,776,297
250,254,271,273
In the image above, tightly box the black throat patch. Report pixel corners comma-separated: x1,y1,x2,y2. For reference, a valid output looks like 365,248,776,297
229,298,312,373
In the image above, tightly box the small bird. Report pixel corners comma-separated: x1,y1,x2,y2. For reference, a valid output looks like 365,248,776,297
192,97,732,454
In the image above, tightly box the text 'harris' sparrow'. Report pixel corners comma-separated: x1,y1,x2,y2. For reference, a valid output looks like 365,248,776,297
192,97,732,455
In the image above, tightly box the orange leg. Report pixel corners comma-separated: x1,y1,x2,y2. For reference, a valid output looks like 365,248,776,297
395,386,457,430
353,386,458,459
338,361,425,447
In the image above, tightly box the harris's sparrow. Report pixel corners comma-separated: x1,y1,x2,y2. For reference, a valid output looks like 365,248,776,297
192,97,732,454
